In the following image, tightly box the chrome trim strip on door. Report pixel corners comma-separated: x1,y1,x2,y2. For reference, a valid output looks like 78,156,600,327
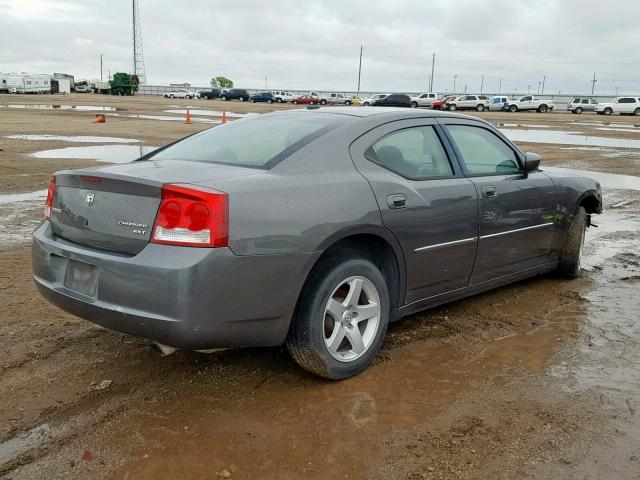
414,237,478,253
479,222,554,240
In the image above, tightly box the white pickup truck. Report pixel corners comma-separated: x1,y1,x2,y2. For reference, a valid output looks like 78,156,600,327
410,92,438,108
506,96,555,113
309,92,353,106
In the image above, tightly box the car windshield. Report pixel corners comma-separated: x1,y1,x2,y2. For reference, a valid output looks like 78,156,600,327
147,114,350,169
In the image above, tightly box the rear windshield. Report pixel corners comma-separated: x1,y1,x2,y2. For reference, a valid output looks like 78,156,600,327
147,113,349,169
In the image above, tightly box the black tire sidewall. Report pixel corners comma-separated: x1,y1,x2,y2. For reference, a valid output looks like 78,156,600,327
288,257,390,379
558,206,587,278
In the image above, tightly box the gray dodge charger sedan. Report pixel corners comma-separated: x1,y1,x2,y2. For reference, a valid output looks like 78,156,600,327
33,107,602,379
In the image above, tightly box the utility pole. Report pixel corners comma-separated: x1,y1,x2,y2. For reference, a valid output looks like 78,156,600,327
591,72,597,95
453,74,458,93
100,53,103,82
428,75,432,91
615,86,620,96
265,77,268,89
357,46,363,95
464,85,467,93
429,53,435,91
499,78,502,94
480,75,484,94
528,84,531,94
541,75,546,94
537,81,541,94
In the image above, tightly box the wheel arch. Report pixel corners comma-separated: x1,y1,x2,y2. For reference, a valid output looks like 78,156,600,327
578,191,603,215
303,228,407,320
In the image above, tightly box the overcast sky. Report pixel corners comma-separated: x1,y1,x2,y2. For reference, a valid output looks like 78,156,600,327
2,0,639,95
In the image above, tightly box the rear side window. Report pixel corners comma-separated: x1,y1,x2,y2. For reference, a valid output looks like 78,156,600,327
447,125,520,175
149,114,349,169
364,126,453,180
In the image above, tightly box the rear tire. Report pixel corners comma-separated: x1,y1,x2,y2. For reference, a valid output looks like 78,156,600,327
276,98,283,103
221,96,227,101
509,104,518,112
411,101,418,108
286,256,390,380
448,104,457,111
557,206,587,279
604,107,612,115
320,99,327,105
249,98,255,103
476,104,485,112
634,108,640,116
345,100,352,106
538,104,548,113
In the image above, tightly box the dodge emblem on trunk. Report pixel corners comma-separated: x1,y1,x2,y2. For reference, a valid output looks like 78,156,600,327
86,193,95,207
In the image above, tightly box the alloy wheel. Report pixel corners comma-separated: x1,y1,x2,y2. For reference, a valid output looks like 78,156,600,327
323,276,381,362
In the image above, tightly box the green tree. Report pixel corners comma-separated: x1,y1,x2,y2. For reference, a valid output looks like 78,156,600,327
211,76,233,88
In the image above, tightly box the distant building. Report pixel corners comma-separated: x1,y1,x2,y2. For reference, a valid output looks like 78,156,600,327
54,73,75,89
169,82,191,87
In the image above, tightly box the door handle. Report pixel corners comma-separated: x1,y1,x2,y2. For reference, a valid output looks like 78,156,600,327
481,186,497,198
386,194,407,209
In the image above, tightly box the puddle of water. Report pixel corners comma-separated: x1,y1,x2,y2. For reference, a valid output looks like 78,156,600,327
573,121,640,129
5,134,141,144
543,166,640,191
595,127,640,133
0,423,55,466
120,113,219,124
0,190,47,205
500,128,640,148
0,104,118,112
164,109,255,118
30,145,158,163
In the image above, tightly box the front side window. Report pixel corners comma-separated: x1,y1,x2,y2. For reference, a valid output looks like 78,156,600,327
447,125,520,175
364,126,453,180
581,99,589,104
149,114,349,169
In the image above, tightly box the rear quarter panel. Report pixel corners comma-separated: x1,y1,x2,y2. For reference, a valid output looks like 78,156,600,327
198,125,384,256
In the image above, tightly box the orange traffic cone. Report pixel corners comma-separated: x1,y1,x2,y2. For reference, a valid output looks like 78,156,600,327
221,111,227,124
93,114,105,123
185,109,192,125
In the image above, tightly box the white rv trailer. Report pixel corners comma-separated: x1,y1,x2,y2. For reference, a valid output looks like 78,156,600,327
0,74,52,93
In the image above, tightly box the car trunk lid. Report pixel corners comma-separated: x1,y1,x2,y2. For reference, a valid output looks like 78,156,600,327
50,160,262,254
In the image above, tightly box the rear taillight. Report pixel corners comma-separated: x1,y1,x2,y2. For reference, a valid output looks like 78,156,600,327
44,176,55,220
151,184,228,247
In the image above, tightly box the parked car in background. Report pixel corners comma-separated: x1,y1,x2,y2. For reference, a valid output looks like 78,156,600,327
292,95,319,105
164,89,198,99
507,96,555,113
372,94,412,108
360,94,388,106
410,92,438,108
271,91,295,103
488,96,509,111
33,108,602,379
249,92,276,103
221,89,250,102
199,88,222,100
309,92,353,106
446,95,489,111
74,85,91,93
432,95,457,110
567,97,598,114
596,97,640,116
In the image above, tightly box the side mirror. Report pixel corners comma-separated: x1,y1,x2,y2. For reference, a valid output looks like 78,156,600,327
524,152,541,172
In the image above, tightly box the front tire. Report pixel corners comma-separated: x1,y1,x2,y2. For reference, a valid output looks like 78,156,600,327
575,107,583,114
476,104,485,112
221,96,227,101
509,104,518,112
604,107,612,115
634,108,640,116
557,206,587,278
320,99,327,105
448,104,457,111
411,101,418,108
286,256,390,379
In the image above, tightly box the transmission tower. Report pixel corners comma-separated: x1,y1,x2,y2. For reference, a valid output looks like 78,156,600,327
132,0,146,84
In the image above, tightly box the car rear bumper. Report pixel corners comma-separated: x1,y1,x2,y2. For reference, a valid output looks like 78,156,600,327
32,222,318,349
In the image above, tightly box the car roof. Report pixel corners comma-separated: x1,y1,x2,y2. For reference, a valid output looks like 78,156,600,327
269,106,492,124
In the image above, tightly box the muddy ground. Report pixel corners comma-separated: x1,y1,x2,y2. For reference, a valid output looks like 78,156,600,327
1,94,639,479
